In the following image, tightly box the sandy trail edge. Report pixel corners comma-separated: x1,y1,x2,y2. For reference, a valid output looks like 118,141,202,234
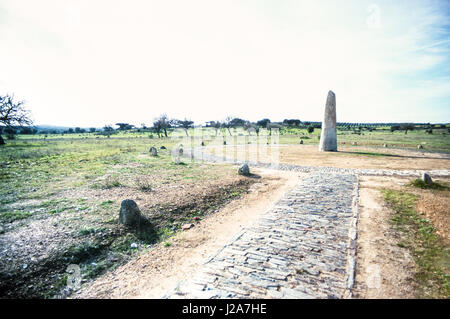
353,176,418,298
74,168,303,299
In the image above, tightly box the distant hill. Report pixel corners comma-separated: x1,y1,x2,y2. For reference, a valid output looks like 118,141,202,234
34,125,97,132
35,125,72,131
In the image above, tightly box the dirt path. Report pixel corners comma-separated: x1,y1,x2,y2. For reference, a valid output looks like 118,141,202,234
278,145,450,171
353,176,418,298
204,145,450,171
165,170,358,299
74,168,302,298
73,149,448,299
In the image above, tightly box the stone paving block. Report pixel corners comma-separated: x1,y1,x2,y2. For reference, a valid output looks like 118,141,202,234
165,171,359,299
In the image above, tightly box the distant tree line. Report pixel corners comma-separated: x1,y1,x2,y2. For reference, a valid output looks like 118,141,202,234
1,93,448,143
3,115,449,141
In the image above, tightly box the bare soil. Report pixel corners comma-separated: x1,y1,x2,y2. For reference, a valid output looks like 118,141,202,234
5,143,445,299
353,176,419,298
353,175,450,298
280,145,449,171
72,149,450,299
414,184,450,245
0,168,256,298
74,168,302,298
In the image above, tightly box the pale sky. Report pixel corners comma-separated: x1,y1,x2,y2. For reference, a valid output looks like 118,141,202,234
0,0,449,127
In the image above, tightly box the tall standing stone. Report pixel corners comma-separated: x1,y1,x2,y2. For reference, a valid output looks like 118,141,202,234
319,90,337,152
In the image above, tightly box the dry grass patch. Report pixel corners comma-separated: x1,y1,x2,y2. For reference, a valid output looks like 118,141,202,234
416,194,450,245
382,188,449,298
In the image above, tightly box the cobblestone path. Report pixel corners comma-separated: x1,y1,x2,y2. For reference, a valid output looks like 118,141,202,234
164,171,358,299
162,146,449,298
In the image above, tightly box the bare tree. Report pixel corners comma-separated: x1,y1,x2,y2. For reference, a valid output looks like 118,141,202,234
0,94,32,145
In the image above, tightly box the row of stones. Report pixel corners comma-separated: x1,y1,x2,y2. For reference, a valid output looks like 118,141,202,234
182,147,450,177
164,171,358,299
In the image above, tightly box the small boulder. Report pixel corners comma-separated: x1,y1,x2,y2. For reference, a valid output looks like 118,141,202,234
238,164,250,176
422,173,432,185
160,146,166,150
171,147,184,164
119,199,152,230
149,146,158,156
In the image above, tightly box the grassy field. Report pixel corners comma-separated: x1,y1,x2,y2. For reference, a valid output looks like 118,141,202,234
16,125,450,152
182,126,450,151
278,127,450,151
0,126,448,298
0,135,254,298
